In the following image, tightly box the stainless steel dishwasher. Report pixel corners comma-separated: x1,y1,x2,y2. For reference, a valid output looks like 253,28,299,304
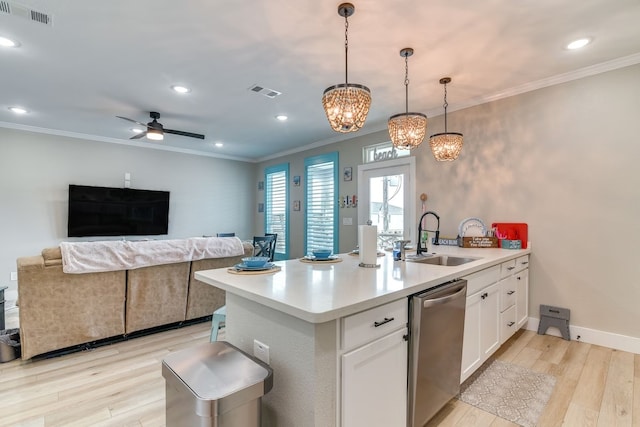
408,279,467,426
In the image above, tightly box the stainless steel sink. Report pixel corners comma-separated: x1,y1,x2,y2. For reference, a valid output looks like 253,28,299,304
406,255,480,266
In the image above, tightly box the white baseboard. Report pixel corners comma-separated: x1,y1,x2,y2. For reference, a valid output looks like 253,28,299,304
525,317,640,355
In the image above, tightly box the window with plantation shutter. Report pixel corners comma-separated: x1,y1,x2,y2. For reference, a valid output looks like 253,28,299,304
265,163,288,260
304,152,339,254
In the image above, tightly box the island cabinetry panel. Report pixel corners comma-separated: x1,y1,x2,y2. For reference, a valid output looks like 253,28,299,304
340,299,408,427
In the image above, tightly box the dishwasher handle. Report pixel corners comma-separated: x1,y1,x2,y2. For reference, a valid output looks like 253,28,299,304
422,283,466,308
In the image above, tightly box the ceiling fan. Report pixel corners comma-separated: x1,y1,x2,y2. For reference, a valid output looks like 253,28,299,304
116,111,205,141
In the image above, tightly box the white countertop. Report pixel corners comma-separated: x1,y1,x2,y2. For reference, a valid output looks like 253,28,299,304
195,245,531,324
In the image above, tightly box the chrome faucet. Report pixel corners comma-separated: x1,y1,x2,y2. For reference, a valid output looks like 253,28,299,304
417,211,440,255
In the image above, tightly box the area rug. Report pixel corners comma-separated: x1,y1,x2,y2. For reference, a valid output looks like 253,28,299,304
459,359,556,427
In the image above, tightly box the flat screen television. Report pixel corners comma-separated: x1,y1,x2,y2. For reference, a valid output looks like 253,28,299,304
68,184,170,237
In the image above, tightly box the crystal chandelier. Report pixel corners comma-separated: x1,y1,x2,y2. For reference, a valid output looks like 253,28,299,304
388,48,427,150
322,3,371,133
429,77,463,161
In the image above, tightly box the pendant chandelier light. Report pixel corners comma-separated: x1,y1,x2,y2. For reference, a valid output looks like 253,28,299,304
429,77,463,161
322,3,371,133
388,47,427,150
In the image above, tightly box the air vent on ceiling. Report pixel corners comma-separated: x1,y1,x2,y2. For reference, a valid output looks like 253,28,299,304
0,1,53,26
248,84,282,99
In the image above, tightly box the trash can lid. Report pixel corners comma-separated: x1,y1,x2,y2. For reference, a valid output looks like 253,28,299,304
162,341,272,400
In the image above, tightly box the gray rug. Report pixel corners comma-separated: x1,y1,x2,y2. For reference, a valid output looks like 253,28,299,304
459,359,556,427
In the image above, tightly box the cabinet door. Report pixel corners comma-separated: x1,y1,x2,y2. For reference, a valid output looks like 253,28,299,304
342,327,407,427
481,282,501,360
516,268,529,328
461,282,501,383
461,291,482,382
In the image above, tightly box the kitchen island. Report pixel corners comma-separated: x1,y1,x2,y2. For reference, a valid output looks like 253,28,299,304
195,245,531,427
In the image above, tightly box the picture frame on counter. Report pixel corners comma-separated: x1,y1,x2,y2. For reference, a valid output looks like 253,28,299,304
293,200,301,211
293,175,300,186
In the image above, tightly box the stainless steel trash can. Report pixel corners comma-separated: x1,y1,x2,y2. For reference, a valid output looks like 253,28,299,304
162,341,273,427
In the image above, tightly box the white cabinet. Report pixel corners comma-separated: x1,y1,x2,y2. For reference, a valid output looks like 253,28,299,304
499,255,530,343
499,274,517,344
515,256,529,329
341,299,408,427
342,328,408,427
461,266,500,383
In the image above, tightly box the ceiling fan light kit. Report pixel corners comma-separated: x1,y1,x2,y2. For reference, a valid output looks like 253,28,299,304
429,77,464,161
388,47,427,150
322,3,371,133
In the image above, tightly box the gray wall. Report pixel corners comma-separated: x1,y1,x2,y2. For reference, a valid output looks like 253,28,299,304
0,128,254,307
257,63,640,340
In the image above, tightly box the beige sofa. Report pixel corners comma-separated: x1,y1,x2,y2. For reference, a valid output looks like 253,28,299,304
17,242,252,359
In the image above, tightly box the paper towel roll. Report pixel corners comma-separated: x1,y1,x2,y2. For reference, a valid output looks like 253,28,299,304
359,225,378,266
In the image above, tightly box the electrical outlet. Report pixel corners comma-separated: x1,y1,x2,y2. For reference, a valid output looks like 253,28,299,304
10,272,17,281
253,339,270,364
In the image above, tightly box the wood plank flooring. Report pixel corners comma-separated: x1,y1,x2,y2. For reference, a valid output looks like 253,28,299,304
1,325,638,426
427,330,640,427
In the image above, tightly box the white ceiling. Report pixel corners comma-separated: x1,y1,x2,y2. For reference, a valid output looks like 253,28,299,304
2,0,640,162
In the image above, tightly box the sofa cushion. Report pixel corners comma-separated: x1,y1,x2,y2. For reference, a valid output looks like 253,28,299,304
42,247,62,266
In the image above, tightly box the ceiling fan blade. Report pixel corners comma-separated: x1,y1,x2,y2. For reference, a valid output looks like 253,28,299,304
130,131,147,140
164,128,205,139
116,116,148,128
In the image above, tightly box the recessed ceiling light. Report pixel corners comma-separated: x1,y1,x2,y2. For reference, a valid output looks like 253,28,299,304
171,85,191,94
215,142,223,148
566,38,591,50
275,115,288,121
0,37,19,48
9,106,28,114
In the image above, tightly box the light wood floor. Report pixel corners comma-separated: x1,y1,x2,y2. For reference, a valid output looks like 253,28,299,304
1,325,638,426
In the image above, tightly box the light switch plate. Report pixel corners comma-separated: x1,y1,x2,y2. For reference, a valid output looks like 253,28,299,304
343,217,353,226
10,271,17,281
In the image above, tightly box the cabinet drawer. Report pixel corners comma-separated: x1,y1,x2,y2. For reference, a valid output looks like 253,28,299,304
500,305,517,344
464,265,500,295
514,255,530,273
500,259,517,279
500,276,517,312
342,299,408,351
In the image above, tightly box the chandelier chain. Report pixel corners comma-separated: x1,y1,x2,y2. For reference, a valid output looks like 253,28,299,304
443,81,448,131
404,54,409,113
344,10,349,86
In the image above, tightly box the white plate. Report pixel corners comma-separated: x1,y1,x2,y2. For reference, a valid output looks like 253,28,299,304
458,217,487,237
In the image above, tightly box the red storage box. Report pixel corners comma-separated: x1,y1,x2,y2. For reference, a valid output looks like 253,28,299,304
491,223,528,249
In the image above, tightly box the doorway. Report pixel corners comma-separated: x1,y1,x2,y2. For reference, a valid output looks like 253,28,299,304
357,157,416,249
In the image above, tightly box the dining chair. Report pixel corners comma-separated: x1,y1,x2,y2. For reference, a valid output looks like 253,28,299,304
210,305,226,341
265,233,278,260
253,234,276,262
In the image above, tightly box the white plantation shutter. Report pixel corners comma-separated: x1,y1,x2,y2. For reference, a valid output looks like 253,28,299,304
265,164,288,259
305,152,338,254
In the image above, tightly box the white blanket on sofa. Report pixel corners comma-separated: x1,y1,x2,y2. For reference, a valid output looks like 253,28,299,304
60,237,244,274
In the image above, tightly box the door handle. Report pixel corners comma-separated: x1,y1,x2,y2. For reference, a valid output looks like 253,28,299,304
374,317,395,327
507,290,515,295
481,292,488,300
508,321,515,327
422,283,467,308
